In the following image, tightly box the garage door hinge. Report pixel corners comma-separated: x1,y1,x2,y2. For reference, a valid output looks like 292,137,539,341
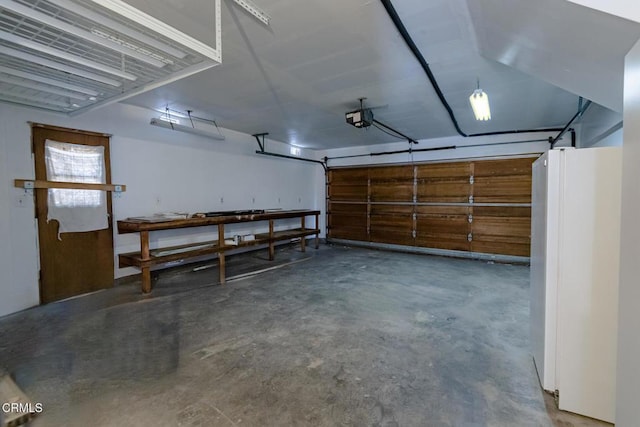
468,214,473,223
412,230,416,238
468,195,474,204
467,233,473,242
469,175,474,184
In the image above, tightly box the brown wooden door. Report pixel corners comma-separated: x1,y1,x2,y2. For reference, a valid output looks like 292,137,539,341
32,124,114,303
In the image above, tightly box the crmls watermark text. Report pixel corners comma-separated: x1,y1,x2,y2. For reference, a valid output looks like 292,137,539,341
1,402,43,413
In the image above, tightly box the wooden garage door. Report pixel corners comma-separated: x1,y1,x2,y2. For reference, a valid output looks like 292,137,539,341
327,168,368,241
327,156,536,257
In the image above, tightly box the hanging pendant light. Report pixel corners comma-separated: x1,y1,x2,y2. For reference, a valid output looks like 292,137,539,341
469,79,491,121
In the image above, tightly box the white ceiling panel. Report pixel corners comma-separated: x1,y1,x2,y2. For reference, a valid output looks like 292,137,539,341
3,0,624,149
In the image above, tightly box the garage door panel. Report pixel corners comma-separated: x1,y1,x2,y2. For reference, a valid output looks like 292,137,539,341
330,227,368,241
416,235,470,251
474,175,532,203
329,185,368,201
327,158,533,257
371,205,413,215
329,168,368,184
471,240,530,257
473,157,536,177
416,217,469,235
370,210,413,246
369,165,413,181
416,162,470,179
370,231,414,246
417,181,470,203
472,216,531,238
370,183,413,202
416,162,471,203
328,202,367,241
370,214,412,230
472,206,530,218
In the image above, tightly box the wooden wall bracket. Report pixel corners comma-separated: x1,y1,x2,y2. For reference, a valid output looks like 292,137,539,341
14,179,126,193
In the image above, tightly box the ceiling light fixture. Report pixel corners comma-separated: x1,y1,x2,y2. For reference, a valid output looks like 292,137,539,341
0,30,137,81
0,0,164,68
0,65,100,96
47,0,187,59
150,117,225,141
469,79,491,121
0,45,122,86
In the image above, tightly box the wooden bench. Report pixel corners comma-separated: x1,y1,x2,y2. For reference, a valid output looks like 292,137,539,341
117,210,320,293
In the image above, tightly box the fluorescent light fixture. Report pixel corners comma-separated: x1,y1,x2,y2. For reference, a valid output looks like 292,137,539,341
469,87,491,121
0,0,164,67
0,75,87,100
232,0,270,25
48,0,187,59
0,45,121,86
158,115,180,124
0,65,100,96
150,117,225,140
0,30,137,81
90,0,221,61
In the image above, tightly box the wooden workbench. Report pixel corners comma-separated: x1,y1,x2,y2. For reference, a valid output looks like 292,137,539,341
118,209,320,293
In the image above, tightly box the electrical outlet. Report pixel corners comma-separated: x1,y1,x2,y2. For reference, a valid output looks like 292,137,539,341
220,197,224,204
252,197,255,204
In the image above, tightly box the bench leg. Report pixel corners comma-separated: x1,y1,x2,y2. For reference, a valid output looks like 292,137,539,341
268,219,275,260
142,267,151,293
219,253,226,284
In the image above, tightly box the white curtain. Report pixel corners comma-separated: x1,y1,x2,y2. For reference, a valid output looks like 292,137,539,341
45,139,108,237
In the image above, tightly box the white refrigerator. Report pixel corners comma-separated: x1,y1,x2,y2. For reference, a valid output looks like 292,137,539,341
530,147,621,423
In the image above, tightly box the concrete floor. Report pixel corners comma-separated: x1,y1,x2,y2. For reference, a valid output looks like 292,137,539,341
0,244,611,427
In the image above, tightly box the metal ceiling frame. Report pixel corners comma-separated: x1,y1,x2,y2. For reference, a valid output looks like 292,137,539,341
0,0,223,115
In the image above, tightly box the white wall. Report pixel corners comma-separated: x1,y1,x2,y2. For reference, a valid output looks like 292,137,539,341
0,102,322,318
616,38,640,427
590,127,623,147
320,131,563,168
576,103,623,148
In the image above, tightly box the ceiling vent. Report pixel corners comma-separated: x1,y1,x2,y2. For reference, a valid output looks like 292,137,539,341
0,0,221,115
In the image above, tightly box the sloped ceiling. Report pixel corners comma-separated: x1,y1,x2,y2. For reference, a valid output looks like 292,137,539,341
566,1,640,24
467,0,640,113
2,0,639,149
123,0,589,149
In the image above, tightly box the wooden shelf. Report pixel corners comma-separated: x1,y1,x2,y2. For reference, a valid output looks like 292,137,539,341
117,210,320,293
255,227,319,240
119,240,221,268
118,209,318,232
14,179,126,192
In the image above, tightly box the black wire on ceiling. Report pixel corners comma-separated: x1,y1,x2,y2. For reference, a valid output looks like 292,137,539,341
378,0,587,140
379,0,467,137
